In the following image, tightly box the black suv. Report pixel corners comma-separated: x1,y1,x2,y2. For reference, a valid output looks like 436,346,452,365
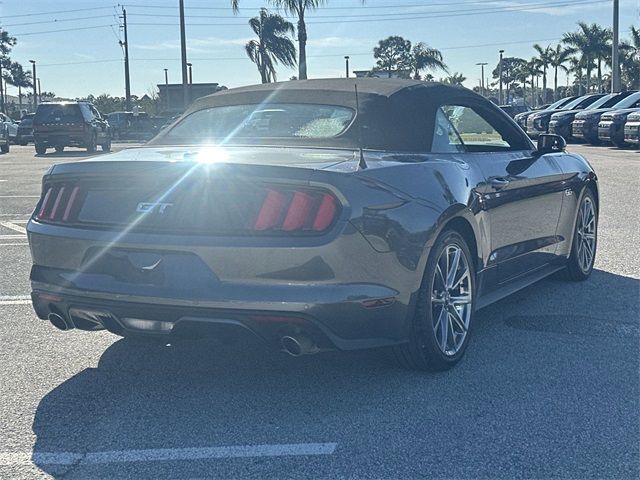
33,101,111,155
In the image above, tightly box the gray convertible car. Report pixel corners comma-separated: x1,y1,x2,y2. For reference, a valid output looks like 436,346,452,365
27,79,598,371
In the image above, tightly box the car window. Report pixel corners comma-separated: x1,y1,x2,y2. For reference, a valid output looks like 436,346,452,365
613,92,640,109
431,108,465,153
439,105,512,151
162,103,355,143
35,104,83,124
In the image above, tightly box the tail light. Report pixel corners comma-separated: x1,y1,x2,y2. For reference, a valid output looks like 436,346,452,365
35,183,84,224
253,187,339,233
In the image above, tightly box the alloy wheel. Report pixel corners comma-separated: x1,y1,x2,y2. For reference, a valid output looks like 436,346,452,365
431,244,473,356
576,196,596,273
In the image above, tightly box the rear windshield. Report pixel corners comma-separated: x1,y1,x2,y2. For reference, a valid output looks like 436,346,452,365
613,92,640,109
34,104,82,124
160,103,355,144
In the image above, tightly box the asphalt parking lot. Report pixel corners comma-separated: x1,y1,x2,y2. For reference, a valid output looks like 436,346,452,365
0,143,638,479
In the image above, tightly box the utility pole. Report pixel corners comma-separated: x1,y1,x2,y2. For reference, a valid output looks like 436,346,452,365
29,60,37,110
37,78,41,102
611,0,621,92
476,62,488,96
344,56,350,78
120,8,132,111
498,50,504,104
179,0,189,110
163,68,169,114
0,61,4,115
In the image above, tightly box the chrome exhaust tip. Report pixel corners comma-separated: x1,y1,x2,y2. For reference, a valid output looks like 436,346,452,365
48,312,74,331
281,334,319,357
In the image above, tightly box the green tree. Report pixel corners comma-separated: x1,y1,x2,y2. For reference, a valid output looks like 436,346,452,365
549,45,571,100
619,26,640,90
443,72,466,85
245,9,296,83
0,30,17,114
373,36,413,78
563,22,610,93
533,44,553,103
492,57,526,103
85,94,126,114
410,42,447,80
5,62,32,111
232,0,364,80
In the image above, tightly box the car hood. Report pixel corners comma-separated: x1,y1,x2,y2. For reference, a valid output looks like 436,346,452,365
550,110,580,120
601,108,640,120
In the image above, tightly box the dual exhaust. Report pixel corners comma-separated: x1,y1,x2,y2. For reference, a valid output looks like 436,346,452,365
280,334,321,357
48,312,74,331
49,311,320,357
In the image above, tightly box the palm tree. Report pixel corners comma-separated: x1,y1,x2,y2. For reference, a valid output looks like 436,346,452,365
568,56,585,95
6,62,32,111
533,44,553,103
563,22,609,93
444,72,466,86
411,42,447,80
245,9,296,84
549,45,571,101
233,1,364,80
619,26,640,90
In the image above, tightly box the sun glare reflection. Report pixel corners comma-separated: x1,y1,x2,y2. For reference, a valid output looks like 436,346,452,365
194,145,230,164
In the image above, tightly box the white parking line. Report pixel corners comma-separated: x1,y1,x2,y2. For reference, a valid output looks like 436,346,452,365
0,195,39,198
0,295,31,306
0,243,29,246
0,221,27,234
0,443,338,466
0,234,27,239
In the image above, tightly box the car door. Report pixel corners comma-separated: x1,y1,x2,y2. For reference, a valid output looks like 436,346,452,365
439,102,566,284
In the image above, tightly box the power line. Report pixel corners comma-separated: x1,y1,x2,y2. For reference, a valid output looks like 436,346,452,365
12,25,116,36
1,6,116,19
3,15,116,28
124,0,605,21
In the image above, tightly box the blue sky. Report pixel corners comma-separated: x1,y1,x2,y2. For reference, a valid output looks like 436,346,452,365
2,0,639,99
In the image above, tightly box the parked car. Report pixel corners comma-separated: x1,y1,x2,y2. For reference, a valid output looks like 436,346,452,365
597,107,640,147
549,91,635,141
27,79,599,371
623,111,640,147
572,91,640,144
527,94,605,138
16,113,35,145
499,104,529,118
0,117,10,153
0,112,18,143
513,97,574,131
32,101,111,155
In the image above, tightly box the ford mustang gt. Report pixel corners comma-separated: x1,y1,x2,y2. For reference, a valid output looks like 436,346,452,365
27,79,598,371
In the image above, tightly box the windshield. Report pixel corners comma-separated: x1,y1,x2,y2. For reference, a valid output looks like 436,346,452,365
34,104,82,124
561,95,599,110
547,97,575,110
161,103,355,144
612,91,640,109
586,93,621,110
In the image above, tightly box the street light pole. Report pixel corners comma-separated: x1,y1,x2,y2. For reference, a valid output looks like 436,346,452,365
498,50,504,104
344,56,350,78
611,0,621,92
29,60,37,110
37,78,41,102
476,62,488,96
179,0,189,110
120,8,132,111
187,63,193,85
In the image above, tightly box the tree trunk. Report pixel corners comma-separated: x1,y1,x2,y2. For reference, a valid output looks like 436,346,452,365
554,66,558,101
597,58,602,92
18,86,22,111
297,16,307,80
585,56,591,93
542,66,547,103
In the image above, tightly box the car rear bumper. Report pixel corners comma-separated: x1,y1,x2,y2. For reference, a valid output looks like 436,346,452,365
27,219,417,351
34,133,88,147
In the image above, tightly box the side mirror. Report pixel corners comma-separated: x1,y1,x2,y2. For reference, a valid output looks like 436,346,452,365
536,134,566,155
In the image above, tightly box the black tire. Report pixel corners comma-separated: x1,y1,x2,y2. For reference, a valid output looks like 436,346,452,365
393,230,476,371
0,142,8,154
561,189,598,281
54,145,64,153
19,142,28,146
35,143,47,155
86,133,97,153
101,138,112,152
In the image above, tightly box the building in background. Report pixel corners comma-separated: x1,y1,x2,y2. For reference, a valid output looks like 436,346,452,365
157,83,227,115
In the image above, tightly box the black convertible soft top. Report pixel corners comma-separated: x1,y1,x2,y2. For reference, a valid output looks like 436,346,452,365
151,78,527,152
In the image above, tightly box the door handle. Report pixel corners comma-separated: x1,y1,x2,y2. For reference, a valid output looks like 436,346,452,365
490,178,510,190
